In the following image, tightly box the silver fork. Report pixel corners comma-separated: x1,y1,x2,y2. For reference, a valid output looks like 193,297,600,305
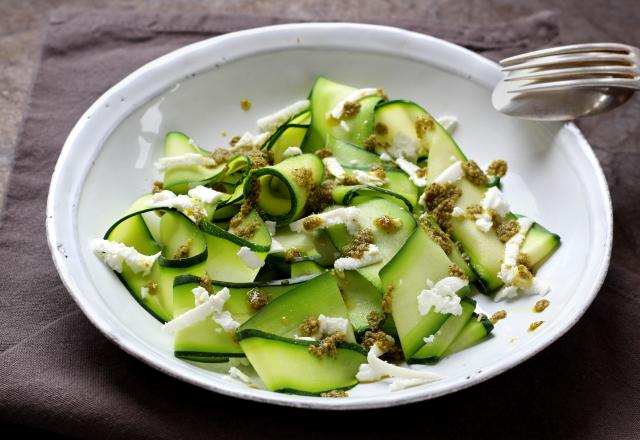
492,43,640,120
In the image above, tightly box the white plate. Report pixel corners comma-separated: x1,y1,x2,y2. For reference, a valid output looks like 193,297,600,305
46,23,612,409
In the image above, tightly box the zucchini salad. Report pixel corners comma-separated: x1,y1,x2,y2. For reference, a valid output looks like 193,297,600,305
91,77,560,396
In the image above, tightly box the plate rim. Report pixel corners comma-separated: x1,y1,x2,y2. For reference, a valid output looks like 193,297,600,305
45,22,613,410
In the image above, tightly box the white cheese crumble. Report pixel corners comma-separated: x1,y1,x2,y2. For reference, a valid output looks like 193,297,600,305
436,116,458,133
326,88,384,120
494,217,550,301
227,366,251,384
379,152,392,162
417,277,467,316
322,157,347,180
433,160,464,184
451,206,466,218
387,132,419,161
91,239,159,275
289,207,360,235
187,185,225,204
236,246,265,270
356,344,443,390
155,153,216,171
140,287,150,299
162,287,239,333
475,187,510,232
294,335,317,341
147,190,208,222
352,170,386,186
318,314,349,336
282,146,302,158
234,131,272,149
257,100,310,133
334,244,382,271
269,238,284,254
423,335,435,344
395,155,427,187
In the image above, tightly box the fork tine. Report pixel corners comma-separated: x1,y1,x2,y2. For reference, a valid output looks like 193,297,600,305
500,43,634,66
507,77,640,93
501,52,633,72
504,65,638,82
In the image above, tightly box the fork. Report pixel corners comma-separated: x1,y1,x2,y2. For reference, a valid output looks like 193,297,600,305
492,43,640,120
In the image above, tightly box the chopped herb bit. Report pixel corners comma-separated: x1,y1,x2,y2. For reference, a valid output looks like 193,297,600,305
496,220,520,243
342,228,375,258
232,222,259,240
306,181,335,213
415,115,435,139
144,281,158,294
516,253,533,272
534,299,550,313
292,167,313,190
320,389,348,398
487,160,508,177
374,122,388,135
363,134,389,152
240,98,252,111
461,160,489,186
490,310,507,324
366,310,385,332
370,165,387,181
422,183,462,232
247,288,269,310
200,274,212,293
299,316,320,337
284,248,303,262
448,264,466,279
341,101,361,119
302,215,325,231
152,181,164,194
513,264,534,288
173,239,192,259
528,321,544,332
315,148,333,159
419,218,452,255
229,135,241,146
308,332,345,358
466,204,483,216
374,215,401,234
382,285,394,313
341,174,360,186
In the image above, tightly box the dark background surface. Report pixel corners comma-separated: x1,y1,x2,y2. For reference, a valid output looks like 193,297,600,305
1,1,639,439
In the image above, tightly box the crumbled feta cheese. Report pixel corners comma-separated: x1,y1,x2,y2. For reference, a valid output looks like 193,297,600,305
227,366,251,384
147,190,209,222
162,287,237,333
282,146,302,158
352,170,386,186
327,88,384,120
437,116,458,133
388,132,419,161
234,131,272,148
475,213,493,232
395,155,428,187
187,185,225,204
379,152,392,162
140,287,150,299
155,153,216,171
340,120,351,132
192,285,210,305
257,100,310,133
356,343,443,388
423,335,435,344
290,207,360,234
268,238,284,254
494,217,550,301
334,244,382,270
91,239,159,275
322,157,347,180
417,277,467,316
294,335,317,341
318,314,349,336
482,187,510,217
236,246,265,270
433,161,464,184
451,206,466,218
